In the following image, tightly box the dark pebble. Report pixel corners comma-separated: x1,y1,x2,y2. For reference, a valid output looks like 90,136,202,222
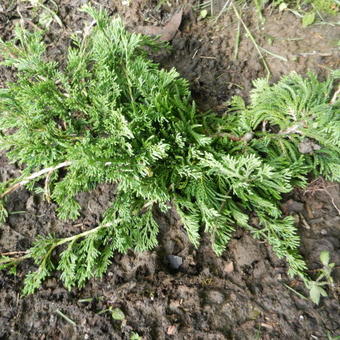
166,255,183,270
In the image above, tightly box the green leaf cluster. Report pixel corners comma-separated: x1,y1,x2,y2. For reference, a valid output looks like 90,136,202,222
307,251,335,304
270,0,339,15
0,6,339,294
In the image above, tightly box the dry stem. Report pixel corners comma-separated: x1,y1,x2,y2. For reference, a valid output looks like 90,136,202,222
303,178,340,216
0,161,72,199
330,86,340,105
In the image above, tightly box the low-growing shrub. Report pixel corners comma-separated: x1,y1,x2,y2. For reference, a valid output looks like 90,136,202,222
0,6,339,295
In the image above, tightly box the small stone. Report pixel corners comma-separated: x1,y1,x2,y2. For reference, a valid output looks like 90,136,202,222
169,300,181,311
260,322,274,330
320,229,327,235
45,278,57,289
282,199,304,214
166,255,183,270
224,261,234,274
204,290,225,305
294,299,310,311
229,293,237,301
167,325,177,335
309,217,324,225
26,196,36,211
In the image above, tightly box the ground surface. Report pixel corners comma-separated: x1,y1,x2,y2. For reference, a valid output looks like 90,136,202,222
0,1,339,339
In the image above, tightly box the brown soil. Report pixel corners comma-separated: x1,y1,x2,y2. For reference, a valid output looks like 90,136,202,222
0,1,339,339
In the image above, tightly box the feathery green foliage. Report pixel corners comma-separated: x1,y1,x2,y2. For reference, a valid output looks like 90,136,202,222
0,6,339,295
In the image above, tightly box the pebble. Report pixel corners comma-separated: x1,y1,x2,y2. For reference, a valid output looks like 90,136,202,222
166,255,183,270
224,261,234,274
309,217,324,225
204,290,225,305
45,278,57,289
26,196,36,211
282,199,304,213
295,299,310,311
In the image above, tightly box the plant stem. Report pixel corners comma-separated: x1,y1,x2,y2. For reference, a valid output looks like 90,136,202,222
231,1,271,79
234,20,241,60
0,253,30,265
55,309,76,326
0,161,72,199
0,250,27,256
0,224,107,267
331,86,340,104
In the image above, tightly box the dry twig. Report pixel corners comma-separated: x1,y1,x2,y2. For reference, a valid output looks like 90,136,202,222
0,161,72,199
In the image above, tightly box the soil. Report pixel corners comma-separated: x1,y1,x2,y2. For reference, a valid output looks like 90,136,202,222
0,1,340,339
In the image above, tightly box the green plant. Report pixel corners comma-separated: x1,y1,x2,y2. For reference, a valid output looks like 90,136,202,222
306,251,335,304
285,251,336,304
305,0,339,14
130,332,142,340
272,0,339,27
22,0,63,28
0,6,339,295
261,0,339,14
98,307,125,321
55,309,76,326
201,0,339,17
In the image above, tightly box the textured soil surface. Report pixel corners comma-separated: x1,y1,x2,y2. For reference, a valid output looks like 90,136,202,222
0,1,339,339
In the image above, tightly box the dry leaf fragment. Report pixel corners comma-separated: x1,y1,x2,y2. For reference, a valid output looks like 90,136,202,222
137,9,183,42
224,261,234,273
167,325,177,335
